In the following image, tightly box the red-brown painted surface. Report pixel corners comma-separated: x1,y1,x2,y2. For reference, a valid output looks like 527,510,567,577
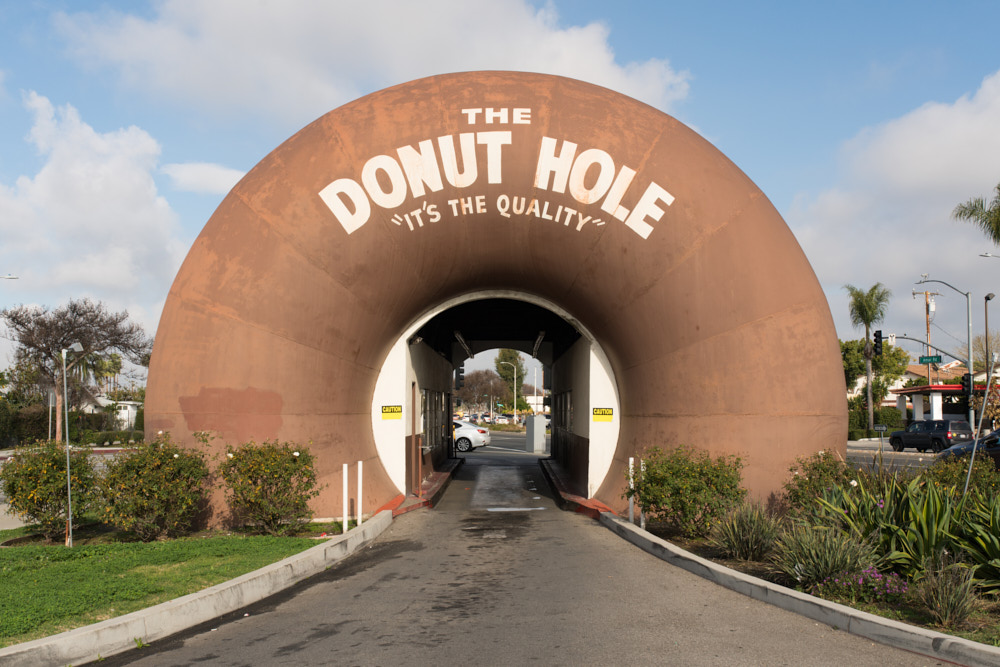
146,71,846,516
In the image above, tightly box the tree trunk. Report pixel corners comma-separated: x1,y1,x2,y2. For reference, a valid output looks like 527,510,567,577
864,324,874,432
54,383,64,443
865,356,874,431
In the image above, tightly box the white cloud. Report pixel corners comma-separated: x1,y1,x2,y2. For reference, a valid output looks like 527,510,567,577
162,162,244,195
0,92,188,337
788,70,1000,358
54,1,689,126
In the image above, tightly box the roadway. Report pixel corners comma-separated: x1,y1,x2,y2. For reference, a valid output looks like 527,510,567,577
98,433,923,666
847,438,938,472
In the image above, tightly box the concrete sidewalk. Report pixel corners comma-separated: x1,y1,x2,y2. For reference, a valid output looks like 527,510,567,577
0,503,25,531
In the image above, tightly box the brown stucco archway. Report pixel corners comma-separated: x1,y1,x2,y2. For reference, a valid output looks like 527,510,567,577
146,71,847,516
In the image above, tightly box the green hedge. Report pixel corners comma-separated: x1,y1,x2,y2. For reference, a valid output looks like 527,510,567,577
0,405,142,447
77,430,144,446
847,406,905,440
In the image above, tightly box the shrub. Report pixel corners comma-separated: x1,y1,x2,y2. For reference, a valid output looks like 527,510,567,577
625,445,746,538
924,454,1000,497
782,450,853,516
0,440,97,541
771,524,876,592
952,489,1000,593
13,405,47,444
218,440,322,535
814,475,959,580
711,502,783,561
99,433,210,541
813,566,908,605
914,552,979,628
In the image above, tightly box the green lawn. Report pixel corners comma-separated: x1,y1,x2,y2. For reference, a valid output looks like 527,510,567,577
0,524,323,648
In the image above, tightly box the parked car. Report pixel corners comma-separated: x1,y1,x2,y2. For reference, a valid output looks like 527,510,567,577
453,420,491,452
888,419,974,453
493,415,510,425
939,430,1000,468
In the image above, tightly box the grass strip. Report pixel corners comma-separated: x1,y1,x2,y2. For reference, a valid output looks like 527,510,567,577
0,533,318,648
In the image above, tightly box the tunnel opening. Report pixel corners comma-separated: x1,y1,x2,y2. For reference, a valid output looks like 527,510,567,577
370,293,621,500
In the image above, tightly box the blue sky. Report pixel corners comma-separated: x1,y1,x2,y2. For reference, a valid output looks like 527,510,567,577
2,1,1000,375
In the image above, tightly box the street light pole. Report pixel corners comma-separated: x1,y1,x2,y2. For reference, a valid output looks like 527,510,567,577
917,277,974,425
987,294,996,431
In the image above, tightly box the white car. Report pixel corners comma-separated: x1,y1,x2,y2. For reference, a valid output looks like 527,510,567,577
453,420,491,452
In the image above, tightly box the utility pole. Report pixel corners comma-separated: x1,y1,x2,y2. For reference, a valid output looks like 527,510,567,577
914,289,941,384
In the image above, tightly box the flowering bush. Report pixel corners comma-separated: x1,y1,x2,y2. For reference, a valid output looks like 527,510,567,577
218,440,322,536
813,566,908,605
782,450,853,516
0,440,96,541
624,445,746,538
923,454,1000,497
99,433,210,541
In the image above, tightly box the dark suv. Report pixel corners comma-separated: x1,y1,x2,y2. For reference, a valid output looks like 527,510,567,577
889,419,974,453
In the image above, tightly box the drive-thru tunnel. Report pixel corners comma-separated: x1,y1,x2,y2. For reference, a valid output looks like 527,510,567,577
145,71,847,520
374,294,619,500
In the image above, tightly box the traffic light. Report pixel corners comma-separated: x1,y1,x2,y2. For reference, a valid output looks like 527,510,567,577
873,330,883,356
961,373,973,394
455,365,465,389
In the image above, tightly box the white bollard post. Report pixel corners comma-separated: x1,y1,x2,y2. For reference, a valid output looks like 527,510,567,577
342,463,349,534
357,460,364,526
628,457,635,524
640,458,647,530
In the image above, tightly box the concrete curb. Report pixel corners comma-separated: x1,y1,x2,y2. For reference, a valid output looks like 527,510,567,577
0,510,394,666
600,512,1000,667
537,458,614,518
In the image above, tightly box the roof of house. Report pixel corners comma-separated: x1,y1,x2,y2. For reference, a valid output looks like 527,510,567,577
904,364,965,382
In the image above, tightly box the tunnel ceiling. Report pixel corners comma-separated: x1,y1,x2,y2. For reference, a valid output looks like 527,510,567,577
413,298,581,367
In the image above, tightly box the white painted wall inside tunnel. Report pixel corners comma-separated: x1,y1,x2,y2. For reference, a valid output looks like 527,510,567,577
372,337,407,492
372,336,454,494
557,335,621,497
588,346,620,498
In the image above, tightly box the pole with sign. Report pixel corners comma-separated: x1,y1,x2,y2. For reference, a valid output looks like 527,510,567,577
874,423,887,454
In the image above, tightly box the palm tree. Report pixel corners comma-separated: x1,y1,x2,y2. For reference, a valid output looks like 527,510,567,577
953,182,1000,243
844,283,892,430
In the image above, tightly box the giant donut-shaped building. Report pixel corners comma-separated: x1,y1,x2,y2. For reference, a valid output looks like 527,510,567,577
145,71,846,516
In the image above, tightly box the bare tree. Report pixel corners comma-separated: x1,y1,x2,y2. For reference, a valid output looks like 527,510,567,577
455,369,507,409
2,298,150,441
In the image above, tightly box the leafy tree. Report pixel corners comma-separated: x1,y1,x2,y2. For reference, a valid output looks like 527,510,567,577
844,283,892,430
1,298,150,441
0,357,49,407
845,341,911,403
878,344,910,379
841,339,867,389
953,181,1000,243
494,349,526,412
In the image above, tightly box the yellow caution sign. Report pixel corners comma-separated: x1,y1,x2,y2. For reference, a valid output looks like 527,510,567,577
381,405,403,420
592,407,613,422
